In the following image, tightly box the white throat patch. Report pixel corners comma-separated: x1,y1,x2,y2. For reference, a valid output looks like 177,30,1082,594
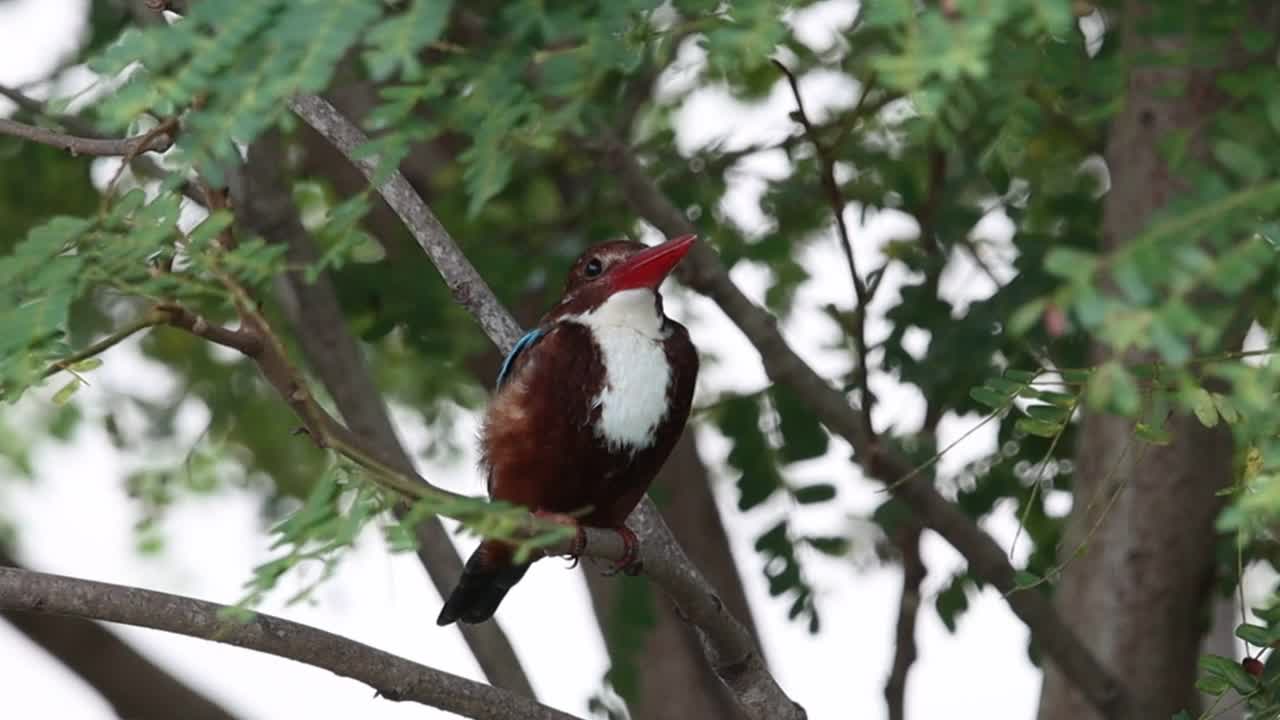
569,288,671,451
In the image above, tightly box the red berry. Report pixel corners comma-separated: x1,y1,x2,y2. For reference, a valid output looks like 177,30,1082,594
1243,658,1264,677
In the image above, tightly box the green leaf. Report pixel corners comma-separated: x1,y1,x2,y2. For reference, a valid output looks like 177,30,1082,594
1214,139,1269,182
1013,570,1042,588
1008,297,1047,335
1026,404,1071,423
771,385,829,463
1135,422,1172,445
1016,418,1062,438
1086,361,1141,417
1043,247,1097,283
363,0,455,81
1034,390,1078,408
1195,675,1230,697
1234,623,1272,647
1199,653,1259,694
935,572,971,632
1189,387,1219,428
51,378,82,405
68,358,103,372
1267,93,1280,135
792,484,837,504
187,210,234,248
969,386,1010,410
1004,369,1040,383
985,377,1027,395
1059,369,1092,384
719,395,784,511
1254,604,1280,624
803,536,849,556
1211,393,1240,424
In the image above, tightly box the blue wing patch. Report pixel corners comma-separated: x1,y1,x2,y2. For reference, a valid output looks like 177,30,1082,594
496,328,545,388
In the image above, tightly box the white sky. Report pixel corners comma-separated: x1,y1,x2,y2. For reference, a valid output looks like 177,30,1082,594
0,2,1062,719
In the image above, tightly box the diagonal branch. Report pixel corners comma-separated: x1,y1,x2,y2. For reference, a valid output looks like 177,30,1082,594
287,93,805,720
773,61,867,308
598,136,1135,720
0,566,579,720
286,96,524,352
773,62,876,432
0,117,173,157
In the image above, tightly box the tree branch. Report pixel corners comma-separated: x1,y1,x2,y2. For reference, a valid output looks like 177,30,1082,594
287,93,805,720
773,61,876,433
772,61,868,308
0,566,580,720
39,313,166,381
286,95,524,352
598,135,1135,720
237,130,537,698
0,550,241,720
883,524,923,720
0,117,172,157
0,83,202,205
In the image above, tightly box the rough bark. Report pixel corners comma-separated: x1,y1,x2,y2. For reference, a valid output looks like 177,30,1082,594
1,550,240,720
1037,4,1254,717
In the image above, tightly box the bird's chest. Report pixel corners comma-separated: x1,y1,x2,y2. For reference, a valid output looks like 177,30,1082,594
589,326,672,452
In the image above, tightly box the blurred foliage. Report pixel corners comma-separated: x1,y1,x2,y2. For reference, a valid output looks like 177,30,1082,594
3,0,1280,716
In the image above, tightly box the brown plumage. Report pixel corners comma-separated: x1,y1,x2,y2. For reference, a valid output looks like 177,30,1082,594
437,236,699,626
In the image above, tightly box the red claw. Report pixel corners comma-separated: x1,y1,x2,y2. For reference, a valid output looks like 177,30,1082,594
603,526,642,577
534,510,587,565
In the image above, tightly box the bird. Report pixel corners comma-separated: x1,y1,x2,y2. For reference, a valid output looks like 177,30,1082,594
436,234,700,626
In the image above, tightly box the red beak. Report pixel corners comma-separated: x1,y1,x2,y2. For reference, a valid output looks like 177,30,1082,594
609,234,696,292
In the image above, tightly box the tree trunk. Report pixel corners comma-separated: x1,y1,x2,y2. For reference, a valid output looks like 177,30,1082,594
1037,4,1253,717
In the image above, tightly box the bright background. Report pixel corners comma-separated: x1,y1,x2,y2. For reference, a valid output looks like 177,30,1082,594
0,1,1061,718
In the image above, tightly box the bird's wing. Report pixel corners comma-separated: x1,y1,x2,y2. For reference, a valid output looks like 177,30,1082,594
495,327,546,388
481,322,601,505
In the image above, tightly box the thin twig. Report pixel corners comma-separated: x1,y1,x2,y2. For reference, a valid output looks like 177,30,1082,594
0,83,102,137
884,524,924,720
773,60,876,432
40,313,166,380
772,61,867,306
0,566,580,720
0,117,173,157
0,83,202,205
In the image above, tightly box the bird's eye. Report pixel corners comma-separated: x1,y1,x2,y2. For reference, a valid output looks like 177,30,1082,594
584,257,604,278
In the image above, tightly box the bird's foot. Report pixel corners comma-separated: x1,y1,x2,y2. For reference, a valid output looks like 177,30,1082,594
601,526,642,577
534,510,586,567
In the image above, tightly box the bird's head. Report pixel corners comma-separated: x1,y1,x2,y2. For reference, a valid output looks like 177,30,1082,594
550,234,696,318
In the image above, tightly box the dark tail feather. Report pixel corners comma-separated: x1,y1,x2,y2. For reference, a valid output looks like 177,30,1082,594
436,540,530,626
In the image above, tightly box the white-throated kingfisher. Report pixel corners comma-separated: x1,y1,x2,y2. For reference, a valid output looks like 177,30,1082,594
436,234,700,626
